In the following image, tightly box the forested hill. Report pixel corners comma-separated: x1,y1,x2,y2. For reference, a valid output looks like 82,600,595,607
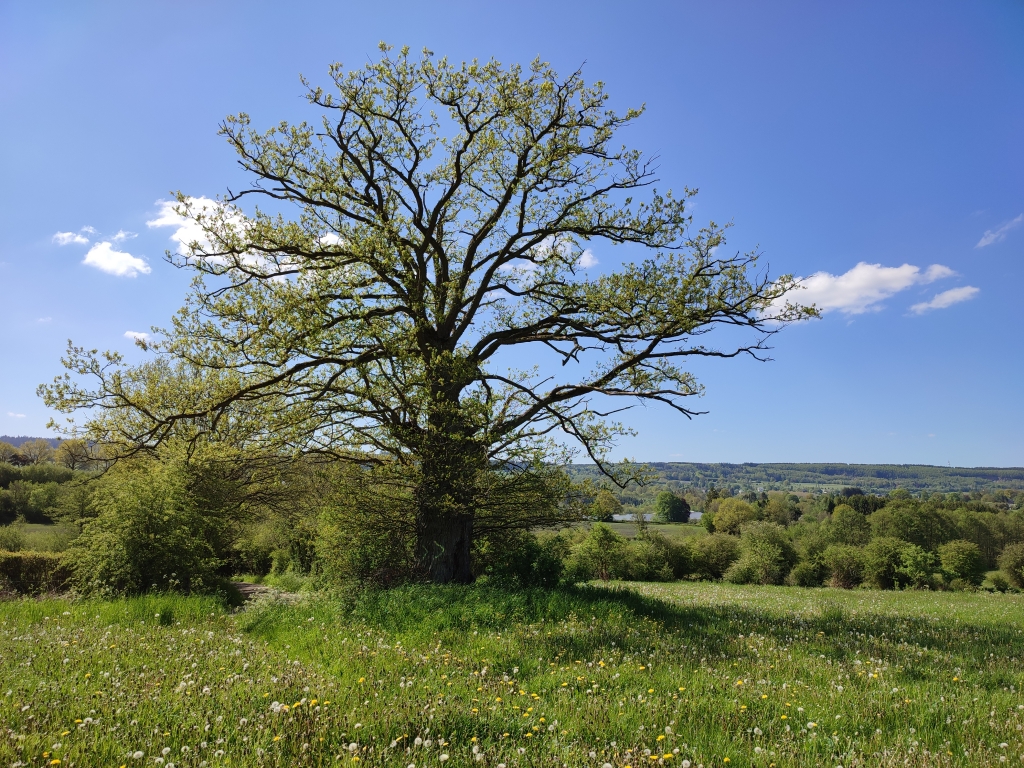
570,462,1024,494
0,436,61,448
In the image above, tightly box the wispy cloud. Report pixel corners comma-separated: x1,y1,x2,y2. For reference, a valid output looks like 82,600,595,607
976,213,1023,248
795,262,954,315
910,286,979,314
37,317,53,323
578,249,598,268
7,412,26,418
53,231,90,246
83,242,151,277
124,330,151,342
112,229,138,242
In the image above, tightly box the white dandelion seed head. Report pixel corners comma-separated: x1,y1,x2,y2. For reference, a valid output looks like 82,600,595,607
440,755,449,763
132,752,144,760
348,743,358,753
162,748,171,756
414,738,423,747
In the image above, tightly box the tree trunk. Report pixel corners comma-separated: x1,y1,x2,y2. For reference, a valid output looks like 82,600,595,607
414,365,482,584
416,510,474,583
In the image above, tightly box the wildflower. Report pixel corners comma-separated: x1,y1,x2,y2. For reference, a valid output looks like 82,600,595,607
50,761,61,766
348,743,359,753
132,752,145,760
162,748,171,756
440,755,450,763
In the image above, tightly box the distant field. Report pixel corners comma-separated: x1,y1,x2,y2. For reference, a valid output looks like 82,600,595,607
603,522,706,540
3,582,1023,766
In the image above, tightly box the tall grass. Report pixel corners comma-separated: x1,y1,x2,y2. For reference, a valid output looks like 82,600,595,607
2,582,1023,766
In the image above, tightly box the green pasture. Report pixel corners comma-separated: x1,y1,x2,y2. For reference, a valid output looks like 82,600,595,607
2,582,1023,767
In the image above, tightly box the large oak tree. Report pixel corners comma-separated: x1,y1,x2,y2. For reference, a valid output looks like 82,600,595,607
43,46,813,583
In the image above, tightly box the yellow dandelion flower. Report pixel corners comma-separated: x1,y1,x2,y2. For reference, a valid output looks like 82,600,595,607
50,761,61,766
648,688,655,694
358,677,365,683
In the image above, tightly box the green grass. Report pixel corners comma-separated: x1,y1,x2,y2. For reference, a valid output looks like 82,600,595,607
2,583,1023,767
599,522,707,541
0,522,79,552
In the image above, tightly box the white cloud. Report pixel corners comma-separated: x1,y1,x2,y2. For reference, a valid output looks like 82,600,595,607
124,330,151,342
976,213,1023,248
147,196,223,255
83,242,151,277
80,226,97,235
796,261,954,315
112,229,138,242
37,317,52,323
578,249,598,268
7,412,26,418
909,285,979,314
53,231,89,246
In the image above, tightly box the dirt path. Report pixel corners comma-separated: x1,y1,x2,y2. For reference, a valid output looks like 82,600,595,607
232,581,303,605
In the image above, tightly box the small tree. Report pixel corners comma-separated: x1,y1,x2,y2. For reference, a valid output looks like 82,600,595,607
570,523,625,581
590,488,622,522
828,504,871,546
713,498,760,535
938,539,984,586
653,490,690,523
0,441,17,464
42,46,812,584
17,439,54,465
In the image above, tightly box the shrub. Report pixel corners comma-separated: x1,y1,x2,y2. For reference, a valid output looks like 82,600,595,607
822,544,865,589
65,460,227,595
619,532,689,581
0,524,24,552
478,529,568,588
938,540,985,586
688,533,740,580
723,522,797,585
862,537,908,590
0,551,71,594
897,544,939,589
998,542,1024,589
788,559,824,587
567,524,626,581
988,572,1011,592
712,498,759,535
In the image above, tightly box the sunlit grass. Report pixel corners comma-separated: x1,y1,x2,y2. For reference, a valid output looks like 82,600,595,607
2,582,1023,766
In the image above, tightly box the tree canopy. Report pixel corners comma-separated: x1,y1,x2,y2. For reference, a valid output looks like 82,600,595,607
42,45,813,582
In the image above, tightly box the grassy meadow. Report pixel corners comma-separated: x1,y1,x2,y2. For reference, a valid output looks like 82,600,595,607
2,582,1024,767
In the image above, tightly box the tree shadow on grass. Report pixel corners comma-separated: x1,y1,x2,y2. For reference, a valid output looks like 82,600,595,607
341,582,1024,684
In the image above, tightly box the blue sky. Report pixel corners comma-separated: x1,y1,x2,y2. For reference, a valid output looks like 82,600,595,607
1,1,1021,466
